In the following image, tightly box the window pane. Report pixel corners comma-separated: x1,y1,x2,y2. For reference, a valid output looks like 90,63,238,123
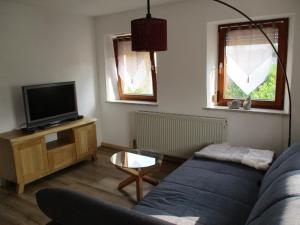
117,40,154,96
224,27,278,101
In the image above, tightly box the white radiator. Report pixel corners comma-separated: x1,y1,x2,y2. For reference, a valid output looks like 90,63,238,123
135,111,228,158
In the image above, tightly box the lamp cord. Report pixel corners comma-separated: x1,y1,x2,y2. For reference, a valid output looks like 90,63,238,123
213,0,292,147
147,0,151,18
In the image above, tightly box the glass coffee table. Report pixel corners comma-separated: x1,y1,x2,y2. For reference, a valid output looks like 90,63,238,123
110,149,163,201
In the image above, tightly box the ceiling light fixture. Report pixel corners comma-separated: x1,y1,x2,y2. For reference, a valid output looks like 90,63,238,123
131,0,167,51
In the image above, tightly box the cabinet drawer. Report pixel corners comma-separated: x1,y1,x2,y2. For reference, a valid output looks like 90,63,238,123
48,144,76,171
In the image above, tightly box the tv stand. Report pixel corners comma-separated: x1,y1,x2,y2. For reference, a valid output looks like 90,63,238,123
0,117,97,193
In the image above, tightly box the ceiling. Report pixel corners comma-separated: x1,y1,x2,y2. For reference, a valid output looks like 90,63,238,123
12,0,184,16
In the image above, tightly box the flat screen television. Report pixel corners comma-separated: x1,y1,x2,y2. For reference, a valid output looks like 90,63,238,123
22,81,79,129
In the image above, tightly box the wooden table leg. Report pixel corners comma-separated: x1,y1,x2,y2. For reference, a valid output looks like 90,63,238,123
136,176,143,201
143,176,159,186
115,164,161,201
118,175,136,189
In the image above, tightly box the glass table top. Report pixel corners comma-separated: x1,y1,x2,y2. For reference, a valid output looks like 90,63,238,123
110,149,163,169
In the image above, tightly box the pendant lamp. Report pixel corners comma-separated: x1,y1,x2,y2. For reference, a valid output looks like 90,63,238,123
131,0,167,51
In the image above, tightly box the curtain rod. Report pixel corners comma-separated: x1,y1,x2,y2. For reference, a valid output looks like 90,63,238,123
219,20,285,29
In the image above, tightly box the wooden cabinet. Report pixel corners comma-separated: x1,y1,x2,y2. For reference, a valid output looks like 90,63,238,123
0,118,97,193
74,123,97,159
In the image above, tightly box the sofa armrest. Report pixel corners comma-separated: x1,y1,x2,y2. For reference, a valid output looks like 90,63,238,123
36,188,172,225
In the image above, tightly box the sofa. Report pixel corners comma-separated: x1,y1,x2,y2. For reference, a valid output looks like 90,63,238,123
36,143,300,225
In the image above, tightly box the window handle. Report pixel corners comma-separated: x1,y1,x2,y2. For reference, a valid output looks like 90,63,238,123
219,63,223,73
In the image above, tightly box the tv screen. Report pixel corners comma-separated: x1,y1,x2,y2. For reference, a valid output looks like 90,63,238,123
23,82,78,129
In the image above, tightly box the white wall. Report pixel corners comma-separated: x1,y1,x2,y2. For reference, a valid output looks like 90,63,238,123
0,1,101,143
95,0,300,153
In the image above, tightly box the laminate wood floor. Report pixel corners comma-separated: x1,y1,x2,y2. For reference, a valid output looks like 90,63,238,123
0,148,181,225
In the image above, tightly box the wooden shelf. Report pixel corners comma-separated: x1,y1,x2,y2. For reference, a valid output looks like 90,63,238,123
0,117,98,194
46,140,74,151
0,117,97,143
46,128,75,151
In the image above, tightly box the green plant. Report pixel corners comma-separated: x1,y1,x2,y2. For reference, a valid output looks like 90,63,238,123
225,64,277,101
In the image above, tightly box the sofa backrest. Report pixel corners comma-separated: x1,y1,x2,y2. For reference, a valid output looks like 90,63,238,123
246,197,300,225
36,188,173,225
259,142,300,196
245,142,300,225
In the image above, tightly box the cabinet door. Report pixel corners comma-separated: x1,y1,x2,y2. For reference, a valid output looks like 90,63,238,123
13,137,48,183
74,123,97,159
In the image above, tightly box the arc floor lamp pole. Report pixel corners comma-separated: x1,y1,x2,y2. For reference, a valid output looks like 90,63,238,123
132,0,292,147
212,0,292,147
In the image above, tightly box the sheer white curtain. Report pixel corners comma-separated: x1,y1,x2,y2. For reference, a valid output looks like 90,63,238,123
225,27,278,95
104,35,119,101
117,40,153,95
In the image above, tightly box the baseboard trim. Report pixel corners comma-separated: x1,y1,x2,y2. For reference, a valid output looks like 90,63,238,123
100,142,185,164
100,142,130,151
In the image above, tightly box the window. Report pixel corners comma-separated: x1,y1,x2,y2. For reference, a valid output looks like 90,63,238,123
113,35,157,102
217,18,288,109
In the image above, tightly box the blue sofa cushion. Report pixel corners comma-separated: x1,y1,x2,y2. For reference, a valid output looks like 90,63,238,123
245,143,300,225
134,158,264,225
246,170,300,224
246,197,300,225
259,142,300,196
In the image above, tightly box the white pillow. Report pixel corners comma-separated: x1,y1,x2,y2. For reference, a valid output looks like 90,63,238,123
194,144,274,170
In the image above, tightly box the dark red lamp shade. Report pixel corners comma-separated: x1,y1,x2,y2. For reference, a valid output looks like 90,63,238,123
131,17,167,51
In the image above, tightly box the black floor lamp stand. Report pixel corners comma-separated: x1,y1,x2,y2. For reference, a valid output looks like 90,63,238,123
213,0,292,147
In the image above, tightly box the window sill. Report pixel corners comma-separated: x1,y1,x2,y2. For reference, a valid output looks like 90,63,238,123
203,105,288,116
106,100,158,106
